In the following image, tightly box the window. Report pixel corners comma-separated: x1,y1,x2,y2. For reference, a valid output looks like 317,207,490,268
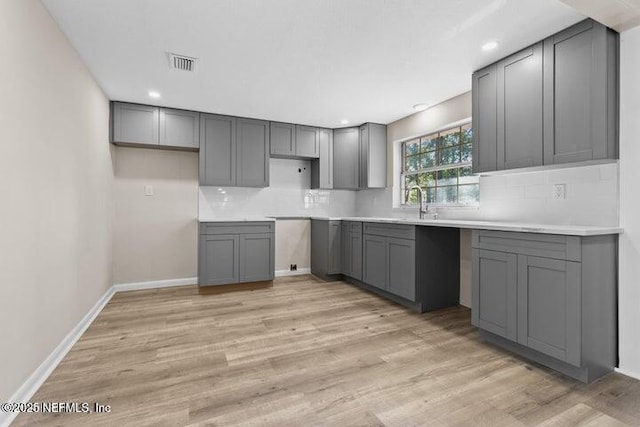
402,122,478,205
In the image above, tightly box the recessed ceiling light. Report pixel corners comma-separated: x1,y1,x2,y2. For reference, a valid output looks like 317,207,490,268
340,119,349,125
482,41,498,51
148,90,161,99
413,104,428,112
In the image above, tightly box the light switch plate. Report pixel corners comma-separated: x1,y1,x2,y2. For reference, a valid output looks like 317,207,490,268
552,184,566,200
144,185,154,196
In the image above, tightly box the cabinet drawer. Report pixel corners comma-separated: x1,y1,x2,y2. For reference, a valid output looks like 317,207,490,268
471,230,580,262
363,222,415,240
200,222,274,235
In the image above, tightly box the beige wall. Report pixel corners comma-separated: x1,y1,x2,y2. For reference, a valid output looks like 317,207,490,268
275,220,311,272
113,147,198,284
0,0,113,401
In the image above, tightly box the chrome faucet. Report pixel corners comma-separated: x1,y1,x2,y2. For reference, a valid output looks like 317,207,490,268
408,185,427,219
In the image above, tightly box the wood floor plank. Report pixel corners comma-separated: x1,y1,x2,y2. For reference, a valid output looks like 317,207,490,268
13,276,640,426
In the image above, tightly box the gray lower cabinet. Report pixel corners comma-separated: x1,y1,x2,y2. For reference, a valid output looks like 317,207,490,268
543,19,618,164
199,114,269,187
311,128,333,189
270,122,296,157
311,219,341,280
471,229,617,382
199,222,275,286
295,125,319,158
363,234,387,291
386,237,415,301
111,102,159,146
159,108,200,149
333,127,360,190
341,221,363,281
111,102,200,150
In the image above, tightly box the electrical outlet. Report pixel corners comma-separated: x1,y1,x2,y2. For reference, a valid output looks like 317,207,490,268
290,264,297,271
144,185,154,196
552,184,566,200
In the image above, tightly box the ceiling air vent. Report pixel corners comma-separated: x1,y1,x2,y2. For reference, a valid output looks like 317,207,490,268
168,53,197,72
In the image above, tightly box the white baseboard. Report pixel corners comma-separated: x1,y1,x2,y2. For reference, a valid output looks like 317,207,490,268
275,268,311,277
615,367,640,381
1,286,116,427
113,277,197,292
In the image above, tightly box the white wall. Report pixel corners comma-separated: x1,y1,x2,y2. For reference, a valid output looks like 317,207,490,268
618,26,640,379
0,0,113,401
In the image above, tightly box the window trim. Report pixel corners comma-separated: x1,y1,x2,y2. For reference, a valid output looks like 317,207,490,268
400,120,477,207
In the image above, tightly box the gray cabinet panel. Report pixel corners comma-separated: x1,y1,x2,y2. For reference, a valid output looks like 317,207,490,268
159,108,199,149
363,234,386,290
112,102,159,145
543,20,618,164
472,64,497,173
200,234,240,285
295,125,319,158
359,123,387,189
311,128,333,189
199,114,237,186
517,255,581,367
328,221,341,274
240,233,274,282
472,249,517,341
333,127,360,190
497,43,543,170
359,124,369,189
348,230,363,281
270,122,295,156
387,237,416,301
237,118,269,187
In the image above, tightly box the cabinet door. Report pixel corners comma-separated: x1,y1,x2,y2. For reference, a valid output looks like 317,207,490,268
348,231,363,281
295,125,319,158
497,44,543,170
340,222,349,275
239,233,274,282
159,108,199,149
317,128,333,189
270,122,295,156
363,234,386,290
543,20,613,164
237,118,270,187
112,102,159,145
472,249,517,341
333,128,360,190
328,221,341,274
387,237,415,301
199,234,239,285
517,255,581,366
472,64,498,173
359,124,369,189
199,114,237,186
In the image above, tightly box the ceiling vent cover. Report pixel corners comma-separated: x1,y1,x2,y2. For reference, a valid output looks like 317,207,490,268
168,53,197,72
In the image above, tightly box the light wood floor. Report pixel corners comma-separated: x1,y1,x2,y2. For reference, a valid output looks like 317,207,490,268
15,275,640,426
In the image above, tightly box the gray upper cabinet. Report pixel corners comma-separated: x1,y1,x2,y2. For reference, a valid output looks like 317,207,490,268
270,122,296,157
472,64,497,173
472,18,619,173
199,114,237,186
472,249,517,341
112,102,159,146
333,127,360,190
543,19,618,164
311,128,333,189
159,108,200,149
237,118,270,187
359,123,387,189
295,125,319,158
497,43,543,170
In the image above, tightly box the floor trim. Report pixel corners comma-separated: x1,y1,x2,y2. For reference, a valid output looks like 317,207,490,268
113,277,197,292
1,286,116,427
275,268,311,277
615,367,640,381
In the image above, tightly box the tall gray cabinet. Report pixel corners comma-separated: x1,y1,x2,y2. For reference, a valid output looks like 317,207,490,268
471,230,617,383
472,18,618,173
199,114,269,187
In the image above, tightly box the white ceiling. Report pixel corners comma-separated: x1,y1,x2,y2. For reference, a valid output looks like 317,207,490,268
42,0,584,128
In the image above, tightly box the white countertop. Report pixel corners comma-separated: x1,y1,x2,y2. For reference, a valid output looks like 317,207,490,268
199,216,276,222
310,216,622,236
